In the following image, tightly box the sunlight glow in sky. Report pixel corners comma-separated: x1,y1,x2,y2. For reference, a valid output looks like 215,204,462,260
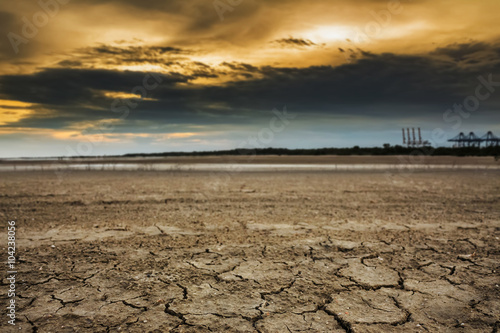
0,0,499,157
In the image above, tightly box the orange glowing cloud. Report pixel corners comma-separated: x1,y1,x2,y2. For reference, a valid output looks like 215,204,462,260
0,100,34,125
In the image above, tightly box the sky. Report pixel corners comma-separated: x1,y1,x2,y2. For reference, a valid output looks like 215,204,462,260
0,0,500,157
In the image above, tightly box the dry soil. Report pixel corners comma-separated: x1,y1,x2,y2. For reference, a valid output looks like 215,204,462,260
0,164,499,332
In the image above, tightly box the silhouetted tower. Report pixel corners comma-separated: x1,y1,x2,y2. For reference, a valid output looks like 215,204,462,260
448,131,494,147
468,132,481,147
448,132,466,147
481,131,500,147
402,127,427,147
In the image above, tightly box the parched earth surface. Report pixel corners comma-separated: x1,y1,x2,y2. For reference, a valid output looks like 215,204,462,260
0,168,499,332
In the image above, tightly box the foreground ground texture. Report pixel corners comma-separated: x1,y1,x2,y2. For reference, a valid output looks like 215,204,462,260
1,167,499,332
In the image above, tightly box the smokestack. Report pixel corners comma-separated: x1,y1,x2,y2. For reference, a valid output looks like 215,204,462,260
412,128,416,146
418,128,422,145
407,128,411,147
402,128,406,144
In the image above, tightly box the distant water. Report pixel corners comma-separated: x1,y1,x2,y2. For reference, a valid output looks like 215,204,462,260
1,163,499,172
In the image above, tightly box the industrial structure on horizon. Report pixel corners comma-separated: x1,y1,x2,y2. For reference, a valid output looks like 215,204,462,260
448,131,500,148
402,128,429,148
402,129,500,148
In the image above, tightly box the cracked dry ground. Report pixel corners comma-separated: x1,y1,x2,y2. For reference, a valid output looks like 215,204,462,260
0,169,499,333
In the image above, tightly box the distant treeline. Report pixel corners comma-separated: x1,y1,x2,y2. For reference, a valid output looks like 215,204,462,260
122,145,500,158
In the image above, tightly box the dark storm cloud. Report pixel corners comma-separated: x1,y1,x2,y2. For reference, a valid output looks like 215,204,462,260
67,44,190,66
221,62,259,72
432,42,500,63
0,68,190,106
1,47,500,130
273,38,317,48
219,62,259,78
89,45,185,56
53,44,223,79
136,49,500,120
198,53,500,113
57,60,83,67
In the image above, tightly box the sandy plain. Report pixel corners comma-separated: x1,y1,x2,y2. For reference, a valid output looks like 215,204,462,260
0,156,499,332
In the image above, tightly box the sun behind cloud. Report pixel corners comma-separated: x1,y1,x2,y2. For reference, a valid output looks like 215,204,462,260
0,0,499,157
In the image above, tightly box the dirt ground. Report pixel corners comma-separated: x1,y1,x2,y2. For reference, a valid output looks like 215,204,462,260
0,164,499,332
